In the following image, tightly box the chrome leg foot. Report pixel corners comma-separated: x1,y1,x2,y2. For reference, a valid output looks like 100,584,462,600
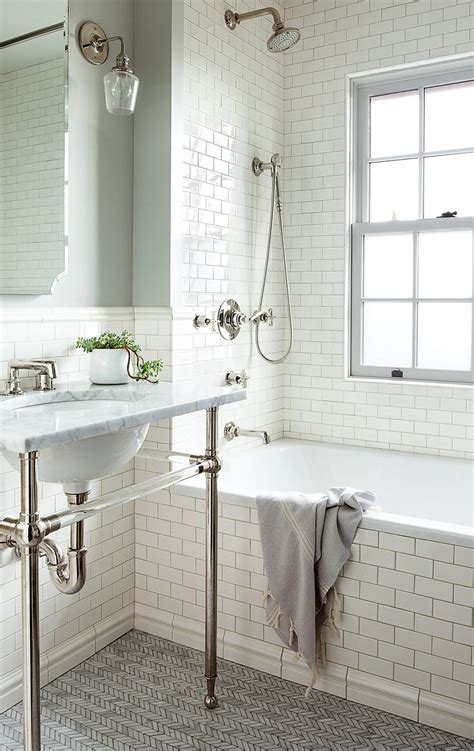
204,679,218,709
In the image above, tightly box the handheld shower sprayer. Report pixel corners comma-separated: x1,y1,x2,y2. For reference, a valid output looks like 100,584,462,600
253,153,293,364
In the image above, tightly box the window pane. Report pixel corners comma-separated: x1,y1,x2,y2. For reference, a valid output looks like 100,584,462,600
363,302,413,366
418,303,472,370
370,160,419,221
364,234,413,298
424,153,474,218
418,231,473,298
371,91,419,158
425,81,474,152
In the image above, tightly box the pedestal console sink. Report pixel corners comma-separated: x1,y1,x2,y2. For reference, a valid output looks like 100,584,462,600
0,379,246,743
2,399,149,493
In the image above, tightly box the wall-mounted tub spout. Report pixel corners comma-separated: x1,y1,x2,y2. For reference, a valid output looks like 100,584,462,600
224,421,270,445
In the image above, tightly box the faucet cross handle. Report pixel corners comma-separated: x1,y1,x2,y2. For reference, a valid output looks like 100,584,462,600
225,370,250,388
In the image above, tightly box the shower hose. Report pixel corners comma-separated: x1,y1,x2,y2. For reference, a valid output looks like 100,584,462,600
255,161,293,364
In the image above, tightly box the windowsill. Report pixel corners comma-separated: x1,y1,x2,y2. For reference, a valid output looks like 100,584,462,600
344,374,474,390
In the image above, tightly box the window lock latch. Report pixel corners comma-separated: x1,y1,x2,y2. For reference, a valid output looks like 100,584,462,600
391,369,403,378
437,210,457,218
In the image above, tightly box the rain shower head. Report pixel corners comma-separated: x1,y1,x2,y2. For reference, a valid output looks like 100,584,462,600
224,7,301,52
267,26,301,52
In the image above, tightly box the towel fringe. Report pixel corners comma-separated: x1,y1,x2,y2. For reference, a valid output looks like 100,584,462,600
263,584,274,605
288,621,297,647
305,663,320,697
325,586,341,637
269,606,283,629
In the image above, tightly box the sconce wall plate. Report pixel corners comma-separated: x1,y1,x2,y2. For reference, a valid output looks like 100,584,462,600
78,21,109,66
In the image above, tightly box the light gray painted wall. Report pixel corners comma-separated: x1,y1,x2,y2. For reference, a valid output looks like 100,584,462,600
133,0,183,308
1,0,134,308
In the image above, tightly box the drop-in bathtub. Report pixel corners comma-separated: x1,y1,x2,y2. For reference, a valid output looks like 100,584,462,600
177,438,474,543
171,438,474,737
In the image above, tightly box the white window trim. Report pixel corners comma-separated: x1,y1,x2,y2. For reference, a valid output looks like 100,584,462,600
346,58,474,387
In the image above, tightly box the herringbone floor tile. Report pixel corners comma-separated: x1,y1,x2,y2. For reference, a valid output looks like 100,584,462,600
0,630,471,750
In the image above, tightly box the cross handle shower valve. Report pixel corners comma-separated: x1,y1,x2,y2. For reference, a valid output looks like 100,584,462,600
193,299,273,341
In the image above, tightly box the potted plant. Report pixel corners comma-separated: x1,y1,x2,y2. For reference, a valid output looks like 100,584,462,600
76,330,163,385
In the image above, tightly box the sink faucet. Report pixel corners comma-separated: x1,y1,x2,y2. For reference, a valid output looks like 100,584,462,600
6,359,57,395
224,421,270,445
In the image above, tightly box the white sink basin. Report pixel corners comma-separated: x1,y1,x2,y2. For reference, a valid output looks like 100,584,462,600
3,399,149,493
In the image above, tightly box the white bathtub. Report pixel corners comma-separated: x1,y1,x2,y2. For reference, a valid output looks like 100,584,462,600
177,438,474,545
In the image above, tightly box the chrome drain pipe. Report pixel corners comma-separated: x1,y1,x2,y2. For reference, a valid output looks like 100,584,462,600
39,491,89,595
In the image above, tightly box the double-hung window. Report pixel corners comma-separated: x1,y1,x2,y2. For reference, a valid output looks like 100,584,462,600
350,65,474,384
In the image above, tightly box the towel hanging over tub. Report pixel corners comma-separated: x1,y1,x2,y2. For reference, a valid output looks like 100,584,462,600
256,487,375,694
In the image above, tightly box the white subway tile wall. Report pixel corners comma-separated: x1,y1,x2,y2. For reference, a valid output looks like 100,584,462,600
0,60,65,293
174,0,291,452
282,0,474,457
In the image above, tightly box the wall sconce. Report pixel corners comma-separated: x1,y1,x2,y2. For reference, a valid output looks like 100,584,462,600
78,21,139,115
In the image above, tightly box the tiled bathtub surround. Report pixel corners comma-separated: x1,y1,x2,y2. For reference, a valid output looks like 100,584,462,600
135,486,474,740
282,0,474,458
0,60,65,294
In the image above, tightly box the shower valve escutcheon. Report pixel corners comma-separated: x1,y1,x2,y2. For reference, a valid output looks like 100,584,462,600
194,298,273,341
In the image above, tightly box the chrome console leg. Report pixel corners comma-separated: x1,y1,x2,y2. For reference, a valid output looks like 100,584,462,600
19,452,41,751
204,407,220,709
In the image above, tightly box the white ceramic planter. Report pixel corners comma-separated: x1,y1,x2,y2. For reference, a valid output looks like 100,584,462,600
89,348,130,385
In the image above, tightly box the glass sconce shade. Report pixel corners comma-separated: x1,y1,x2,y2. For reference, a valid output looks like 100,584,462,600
103,69,139,115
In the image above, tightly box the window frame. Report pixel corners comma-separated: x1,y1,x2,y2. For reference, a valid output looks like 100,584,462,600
349,62,474,386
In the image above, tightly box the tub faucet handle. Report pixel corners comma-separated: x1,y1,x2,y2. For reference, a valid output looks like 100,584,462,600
193,311,217,332
225,370,249,388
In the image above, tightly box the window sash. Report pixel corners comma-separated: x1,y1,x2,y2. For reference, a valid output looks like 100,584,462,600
350,218,474,384
353,66,474,224
349,63,474,384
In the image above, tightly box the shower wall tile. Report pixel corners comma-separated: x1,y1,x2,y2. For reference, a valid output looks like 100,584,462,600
173,0,290,451
283,0,474,459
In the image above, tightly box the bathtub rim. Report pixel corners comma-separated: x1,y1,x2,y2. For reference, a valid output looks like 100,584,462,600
173,439,474,549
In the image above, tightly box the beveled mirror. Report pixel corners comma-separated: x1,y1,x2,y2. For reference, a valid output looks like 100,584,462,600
0,0,68,295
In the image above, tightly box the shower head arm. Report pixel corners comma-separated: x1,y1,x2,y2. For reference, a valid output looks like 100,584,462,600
227,7,283,30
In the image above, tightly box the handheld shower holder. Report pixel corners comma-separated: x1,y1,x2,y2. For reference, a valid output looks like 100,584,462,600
252,153,282,176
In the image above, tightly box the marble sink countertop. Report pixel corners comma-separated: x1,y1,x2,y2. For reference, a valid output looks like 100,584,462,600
0,380,246,454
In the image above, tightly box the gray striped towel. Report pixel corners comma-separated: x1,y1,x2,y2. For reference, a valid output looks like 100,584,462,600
256,487,375,693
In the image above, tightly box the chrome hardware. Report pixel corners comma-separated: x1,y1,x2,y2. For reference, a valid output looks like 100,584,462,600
217,298,246,341
194,299,272,341
225,370,250,388
253,152,293,364
224,421,270,445
224,8,301,53
252,153,282,177
193,313,216,331
249,308,273,326
6,359,57,395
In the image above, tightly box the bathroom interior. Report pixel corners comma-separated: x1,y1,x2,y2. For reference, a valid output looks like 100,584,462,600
0,0,473,748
